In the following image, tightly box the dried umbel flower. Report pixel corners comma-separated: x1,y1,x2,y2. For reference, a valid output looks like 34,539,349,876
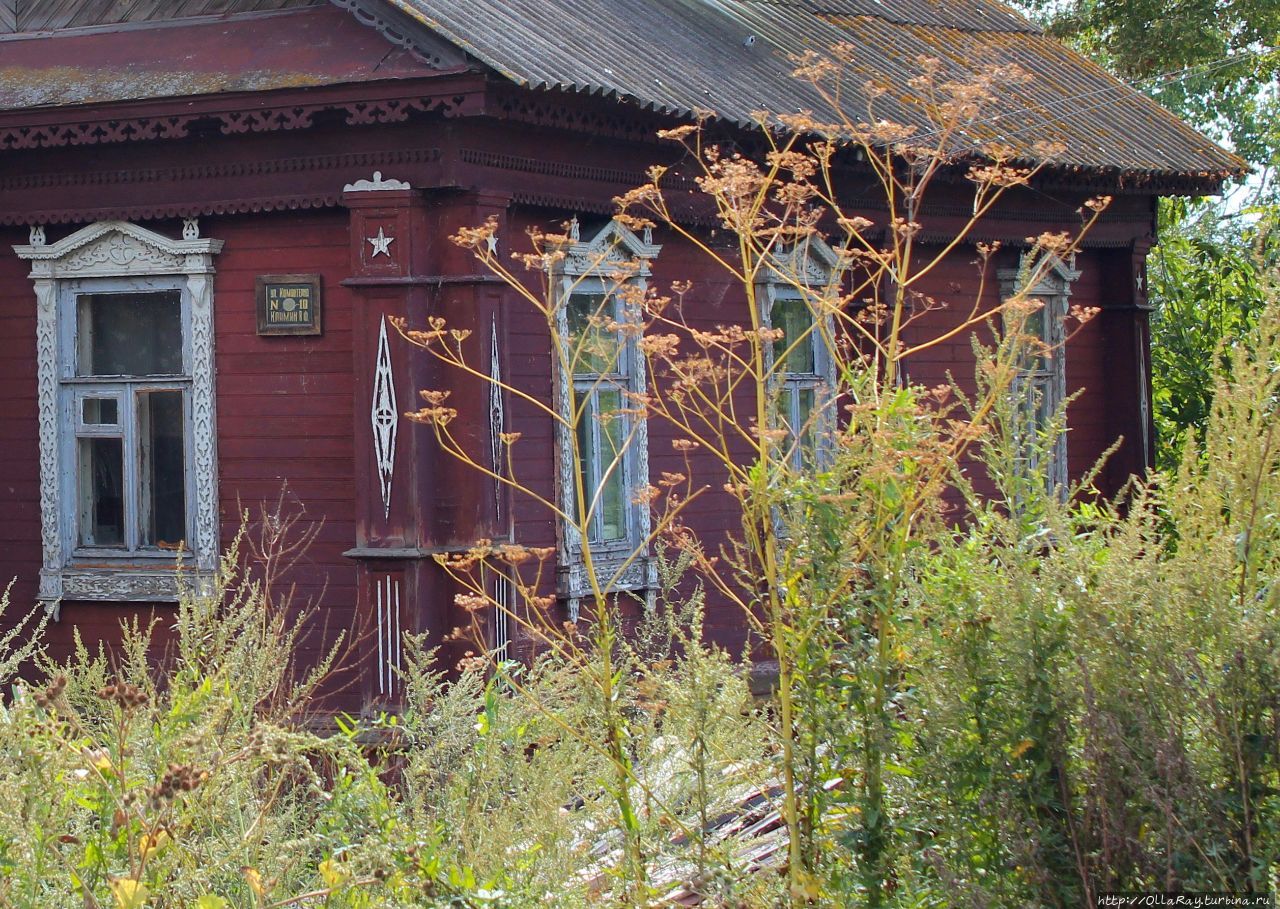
454,592,491,612
452,215,499,251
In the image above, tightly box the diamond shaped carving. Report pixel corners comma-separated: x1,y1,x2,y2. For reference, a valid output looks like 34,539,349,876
371,316,398,519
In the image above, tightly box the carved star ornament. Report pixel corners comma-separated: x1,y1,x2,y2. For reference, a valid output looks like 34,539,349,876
367,226,394,258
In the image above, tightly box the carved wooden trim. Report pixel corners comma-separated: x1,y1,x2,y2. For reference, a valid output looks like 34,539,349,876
32,277,62,604
0,84,477,152
13,221,223,608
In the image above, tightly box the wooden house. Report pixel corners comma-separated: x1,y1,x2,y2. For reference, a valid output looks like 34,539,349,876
0,0,1242,712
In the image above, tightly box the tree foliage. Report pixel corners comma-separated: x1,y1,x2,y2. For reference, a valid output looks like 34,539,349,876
1017,0,1279,168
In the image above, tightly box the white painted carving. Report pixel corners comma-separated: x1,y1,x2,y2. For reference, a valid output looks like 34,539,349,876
186,272,219,572
367,226,395,258
763,234,841,287
62,571,180,602
15,220,220,280
375,574,404,696
343,171,411,192
33,278,61,608
492,574,512,661
182,218,200,240
560,219,661,278
490,316,504,524
14,221,223,609
29,225,45,247
371,316,398,520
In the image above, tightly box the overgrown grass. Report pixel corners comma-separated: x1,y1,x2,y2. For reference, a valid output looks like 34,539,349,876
1,299,1278,906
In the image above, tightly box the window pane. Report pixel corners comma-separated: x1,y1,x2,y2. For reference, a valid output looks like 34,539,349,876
574,390,628,544
77,292,182,376
797,386,816,454
567,293,621,375
771,295,816,374
78,437,124,547
138,390,187,549
574,395,594,527
82,397,118,426
597,389,627,542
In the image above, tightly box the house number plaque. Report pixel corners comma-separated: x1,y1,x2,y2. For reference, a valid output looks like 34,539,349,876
256,274,322,336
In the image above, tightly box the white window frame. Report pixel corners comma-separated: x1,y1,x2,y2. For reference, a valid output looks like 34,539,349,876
550,220,659,613
759,237,841,468
999,253,1080,493
15,220,223,612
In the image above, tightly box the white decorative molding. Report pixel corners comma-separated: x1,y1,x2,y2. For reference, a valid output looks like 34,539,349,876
182,218,200,241
367,226,395,258
343,170,411,192
14,221,223,610
371,316,398,520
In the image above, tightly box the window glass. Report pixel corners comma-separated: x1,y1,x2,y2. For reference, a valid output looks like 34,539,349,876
575,390,628,544
78,437,124,547
77,292,182,376
797,386,816,450
771,295,816,374
596,389,627,542
567,292,621,375
138,390,186,548
82,398,118,426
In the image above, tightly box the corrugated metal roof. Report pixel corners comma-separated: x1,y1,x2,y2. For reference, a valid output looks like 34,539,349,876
387,0,1244,180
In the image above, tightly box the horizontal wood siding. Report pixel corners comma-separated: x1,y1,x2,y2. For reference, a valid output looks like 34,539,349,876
0,226,42,621
209,211,358,700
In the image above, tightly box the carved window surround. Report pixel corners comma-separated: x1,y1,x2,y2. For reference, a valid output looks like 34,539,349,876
758,236,843,468
550,220,660,617
999,254,1081,495
14,221,223,614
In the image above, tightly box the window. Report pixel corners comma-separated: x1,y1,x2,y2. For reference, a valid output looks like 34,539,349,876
551,220,660,613
69,289,189,553
999,254,1080,492
567,290,632,546
15,220,223,611
760,238,841,468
